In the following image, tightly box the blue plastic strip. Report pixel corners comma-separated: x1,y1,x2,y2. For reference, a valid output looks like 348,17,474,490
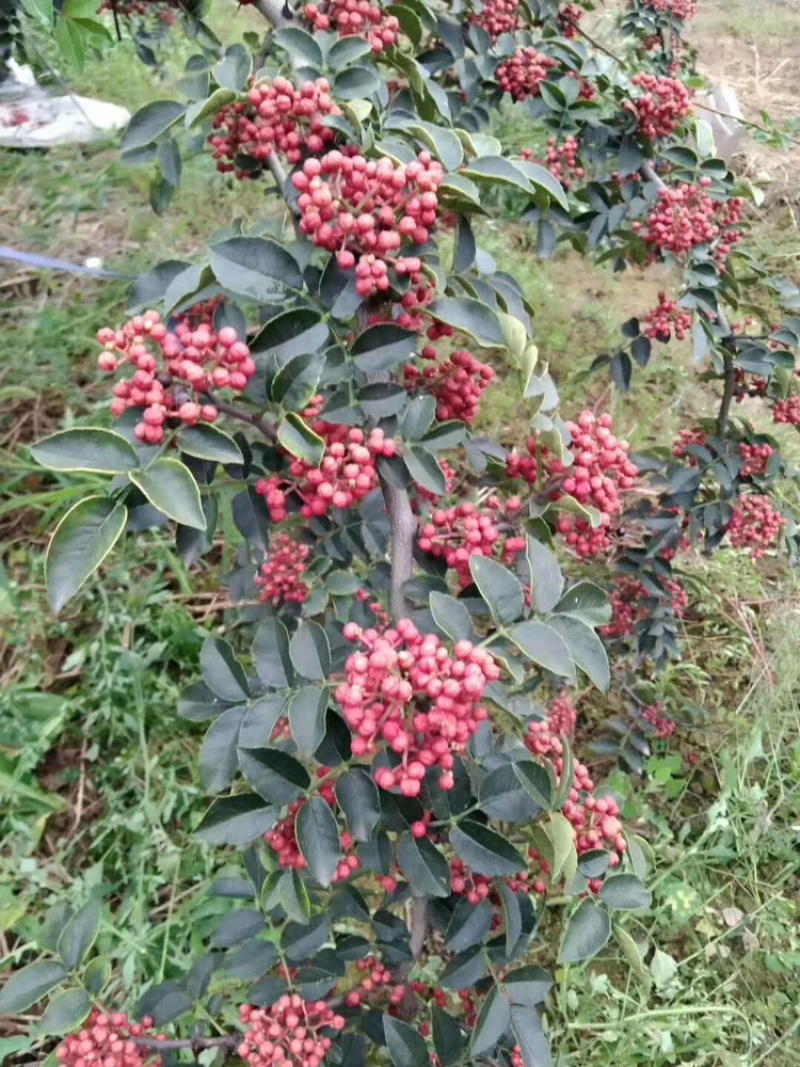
0,245,135,280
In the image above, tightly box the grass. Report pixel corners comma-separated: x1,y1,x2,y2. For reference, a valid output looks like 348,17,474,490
2,1,800,1064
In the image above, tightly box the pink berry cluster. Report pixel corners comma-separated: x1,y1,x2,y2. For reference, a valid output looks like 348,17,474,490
507,411,638,557
601,574,688,639
557,3,584,38
98,0,178,23
209,77,340,177
644,290,693,341
773,396,800,425
266,792,361,883
97,306,254,444
256,416,396,521
303,0,400,53
417,498,524,587
728,495,785,558
292,151,444,297
450,856,493,904
496,47,558,101
625,72,693,140
256,535,311,606
57,1011,165,1067
335,619,500,793
734,368,768,402
671,425,707,462
525,716,626,891
632,183,744,264
404,345,496,423
546,691,578,734
642,701,676,739
738,441,774,479
469,0,521,38
641,0,697,17
238,997,345,1067
522,138,585,190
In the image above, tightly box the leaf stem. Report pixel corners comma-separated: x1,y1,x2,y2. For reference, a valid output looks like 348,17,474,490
201,391,278,441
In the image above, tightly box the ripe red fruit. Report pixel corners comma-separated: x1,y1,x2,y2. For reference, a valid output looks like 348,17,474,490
209,77,340,177
57,1010,166,1067
256,535,311,606
644,291,693,341
334,618,499,792
292,150,444,296
239,996,345,1067
728,494,785,558
497,47,558,101
507,410,638,557
625,72,693,141
97,301,254,444
302,0,401,53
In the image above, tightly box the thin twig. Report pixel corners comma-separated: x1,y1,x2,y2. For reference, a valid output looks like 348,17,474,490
131,1035,240,1052
695,102,800,150
716,349,736,435
201,391,278,441
567,19,624,65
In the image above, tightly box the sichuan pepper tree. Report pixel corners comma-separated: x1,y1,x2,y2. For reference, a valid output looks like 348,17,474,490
7,0,800,1062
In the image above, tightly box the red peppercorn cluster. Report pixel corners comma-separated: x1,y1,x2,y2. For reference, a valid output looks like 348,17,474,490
773,396,800,425
671,425,707,462
266,785,361,883
404,345,496,424
418,498,525,587
292,151,444,296
557,3,584,37
625,72,693,140
496,47,558,101
345,956,394,1007
355,587,391,626
525,719,626,890
644,290,693,341
641,0,697,17
633,183,744,264
98,0,178,23
450,857,493,904
97,308,254,444
738,442,774,479
601,574,687,639
734,368,768,402
335,619,500,793
728,494,785,558
303,0,400,53
469,0,520,38
256,535,311,606
209,77,340,177
509,411,638,557
256,424,396,522
57,1011,165,1067
238,997,345,1067
521,137,585,190
545,136,584,188
642,701,676,739
546,691,577,735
